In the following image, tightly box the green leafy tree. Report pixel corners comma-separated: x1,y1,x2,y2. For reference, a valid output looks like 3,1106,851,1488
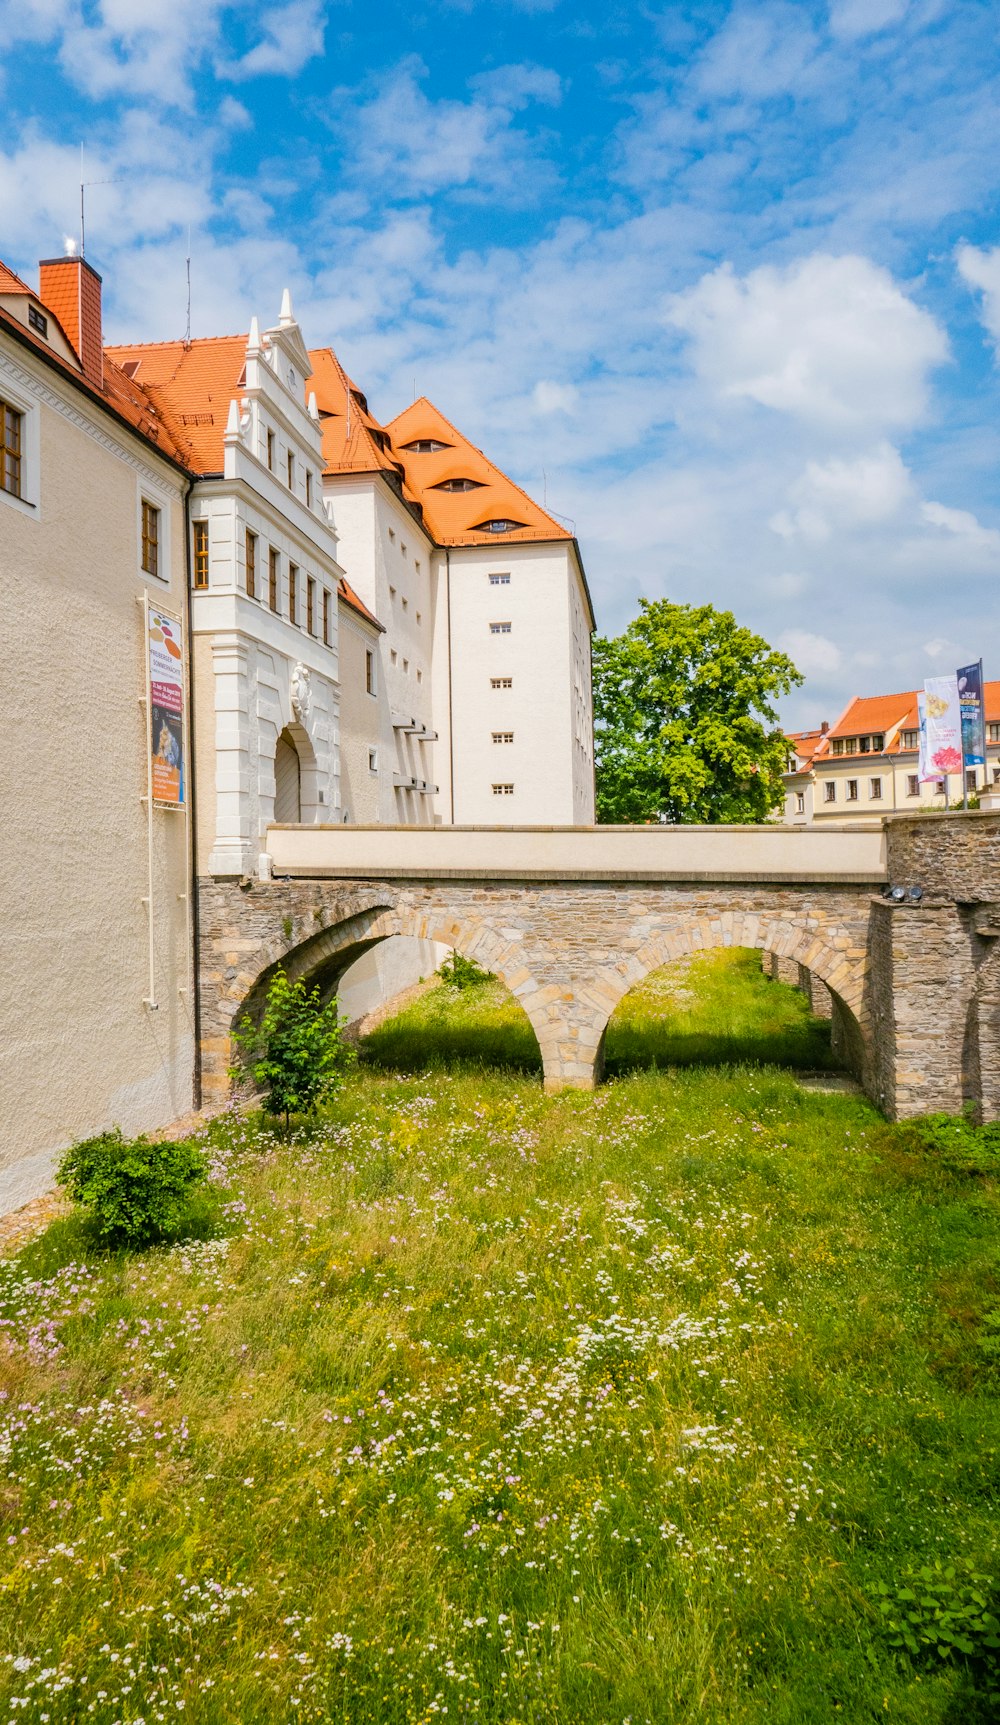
593,598,802,823
231,968,354,1124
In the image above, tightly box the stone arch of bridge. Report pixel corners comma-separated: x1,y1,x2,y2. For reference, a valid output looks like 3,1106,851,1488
559,910,870,1092
219,895,554,1087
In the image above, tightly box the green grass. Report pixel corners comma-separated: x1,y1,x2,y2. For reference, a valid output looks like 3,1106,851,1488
1,964,998,1723
362,949,837,1077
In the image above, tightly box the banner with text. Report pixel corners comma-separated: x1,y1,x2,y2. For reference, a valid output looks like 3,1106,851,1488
917,691,938,783
923,674,963,782
147,606,185,808
957,660,986,767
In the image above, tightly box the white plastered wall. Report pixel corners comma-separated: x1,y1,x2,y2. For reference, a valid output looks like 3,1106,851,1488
0,338,193,1208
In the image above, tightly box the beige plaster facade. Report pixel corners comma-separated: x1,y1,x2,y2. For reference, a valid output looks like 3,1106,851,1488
0,322,193,1208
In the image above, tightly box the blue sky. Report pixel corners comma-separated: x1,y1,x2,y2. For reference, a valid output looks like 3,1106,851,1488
4,0,1000,724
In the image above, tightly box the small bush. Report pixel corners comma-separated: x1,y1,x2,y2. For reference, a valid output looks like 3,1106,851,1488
437,950,494,990
57,1128,208,1247
876,1558,1000,1704
231,967,354,1123
908,1111,1000,1174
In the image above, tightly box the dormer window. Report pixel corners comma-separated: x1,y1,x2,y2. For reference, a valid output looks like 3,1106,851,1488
433,478,482,492
404,439,450,453
475,519,525,534
27,305,48,338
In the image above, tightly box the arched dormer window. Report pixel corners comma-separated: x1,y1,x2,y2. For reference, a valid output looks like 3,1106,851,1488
432,477,483,492
474,518,526,534
403,439,451,454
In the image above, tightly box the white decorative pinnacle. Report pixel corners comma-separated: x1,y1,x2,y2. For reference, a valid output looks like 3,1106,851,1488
224,398,241,439
279,287,294,327
247,315,261,352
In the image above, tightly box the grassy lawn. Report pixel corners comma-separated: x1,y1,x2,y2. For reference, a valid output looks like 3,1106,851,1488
1,957,998,1723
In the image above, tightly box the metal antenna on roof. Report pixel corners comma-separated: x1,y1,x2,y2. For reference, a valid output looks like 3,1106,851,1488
80,143,85,256
184,227,192,348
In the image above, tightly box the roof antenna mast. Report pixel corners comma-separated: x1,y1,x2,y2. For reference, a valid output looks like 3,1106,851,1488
184,226,192,348
79,143,85,256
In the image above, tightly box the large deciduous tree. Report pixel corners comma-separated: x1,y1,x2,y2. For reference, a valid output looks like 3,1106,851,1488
593,598,802,824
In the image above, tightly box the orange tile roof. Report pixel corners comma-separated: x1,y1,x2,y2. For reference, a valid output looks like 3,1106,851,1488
104,334,247,472
806,682,1000,760
0,256,185,466
386,397,575,548
0,260,31,294
338,576,384,631
307,348,406,479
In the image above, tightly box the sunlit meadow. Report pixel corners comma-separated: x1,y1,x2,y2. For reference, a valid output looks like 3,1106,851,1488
1,954,998,1723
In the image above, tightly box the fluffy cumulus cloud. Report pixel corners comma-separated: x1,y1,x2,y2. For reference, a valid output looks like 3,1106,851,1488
218,0,326,81
956,243,1000,351
770,443,914,542
665,253,949,433
695,3,820,99
776,629,843,677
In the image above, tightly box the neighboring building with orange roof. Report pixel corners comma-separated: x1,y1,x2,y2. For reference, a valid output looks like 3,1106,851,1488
1,246,193,1208
782,686,1000,824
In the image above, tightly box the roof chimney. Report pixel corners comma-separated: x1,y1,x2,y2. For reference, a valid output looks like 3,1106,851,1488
820,720,829,735
38,254,104,390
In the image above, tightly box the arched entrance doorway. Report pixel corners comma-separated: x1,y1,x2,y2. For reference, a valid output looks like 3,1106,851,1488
274,728,302,823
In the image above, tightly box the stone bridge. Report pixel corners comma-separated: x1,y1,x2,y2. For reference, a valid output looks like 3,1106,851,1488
196,815,1000,1121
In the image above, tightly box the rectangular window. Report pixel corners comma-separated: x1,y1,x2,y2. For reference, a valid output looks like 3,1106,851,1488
305,471,312,508
990,723,1000,744
307,576,315,635
193,519,209,589
831,738,844,755
492,731,514,744
871,734,884,751
245,529,257,599
1,398,22,498
870,777,882,800
366,649,376,695
824,781,836,803
903,730,919,749
268,546,279,612
369,749,378,773
492,783,514,796
27,304,47,337
266,429,275,470
907,774,919,796
489,572,511,585
288,563,298,624
490,676,513,689
141,499,160,577
322,588,330,645
859,736,871,754
287,449,294,488
795,793,805,814
846,779,859,801
967,770,978,793
490,622,512,634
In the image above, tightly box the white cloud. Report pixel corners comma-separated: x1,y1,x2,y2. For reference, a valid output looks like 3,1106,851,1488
828,0,910,40
696,3,820,99
532,380,578,415
956,243,1000,351
777,629,843,677
219,0,325,81
770,443,913,541
920,499,1000,551
328,60,561,202
665,252,948,433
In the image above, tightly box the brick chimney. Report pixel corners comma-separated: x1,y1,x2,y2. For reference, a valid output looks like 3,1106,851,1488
820,720,829,734
38,252,104,390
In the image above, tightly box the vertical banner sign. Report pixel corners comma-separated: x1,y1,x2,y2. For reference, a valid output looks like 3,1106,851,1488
147,606,185,808
923,675,963,782
917,691,938,782
957,660,986,768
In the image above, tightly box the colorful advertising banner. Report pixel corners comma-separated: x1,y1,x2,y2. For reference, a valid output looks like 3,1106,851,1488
957,660,986,768
922,674,963,782
917,691,939,783
147,606,185,808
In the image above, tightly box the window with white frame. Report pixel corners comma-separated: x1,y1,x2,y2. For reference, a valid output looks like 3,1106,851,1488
492,783,514,795
492,731,514,744
491,677,513,689
869,777,882,800
846,779,859,801
795,793,805,813
490,621,512,634
907,775,919,796
1,397,24,498
823,782,836,803
141,499,160,578
489,572,510,585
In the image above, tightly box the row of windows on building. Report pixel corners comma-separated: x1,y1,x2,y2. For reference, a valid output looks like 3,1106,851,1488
830,726,1000,756
197,522,335,645
264,427,315,508
796,766,1000,811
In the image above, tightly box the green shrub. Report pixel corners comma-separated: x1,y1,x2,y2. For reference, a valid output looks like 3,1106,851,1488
437,949,494,990
57,1128,208,1247
908,1111,1000,1174
231,967,354,1123
876,1558,1000,1703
